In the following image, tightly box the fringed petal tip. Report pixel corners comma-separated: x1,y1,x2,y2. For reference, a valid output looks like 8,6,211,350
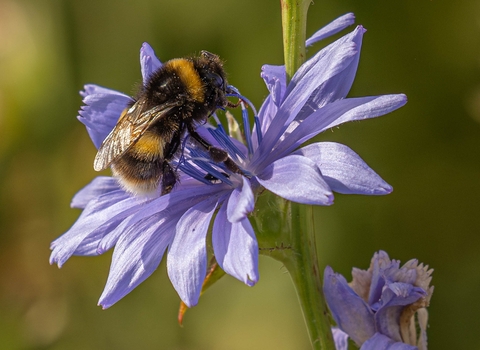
140,42,162,83
49,239,67,267
98,301,111,310
387,93,408,111
357,25,367,35
98,285,130,309
325,193,335,206
48,255,57,267
141,42,154,54
324,266,339,281
378,183,393,195
49,253,64,268
79,84,94,98
80,84,102,98
245,274,259,287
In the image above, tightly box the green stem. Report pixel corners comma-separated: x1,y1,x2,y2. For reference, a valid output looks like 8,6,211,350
281,0,310,81
284,203,335,350
253,194,335,350
277,1,336,349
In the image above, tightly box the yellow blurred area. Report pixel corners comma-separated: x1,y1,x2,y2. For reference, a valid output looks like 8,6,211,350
1,0,480,349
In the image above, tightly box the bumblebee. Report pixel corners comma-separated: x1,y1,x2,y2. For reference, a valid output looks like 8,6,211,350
94,51,241,195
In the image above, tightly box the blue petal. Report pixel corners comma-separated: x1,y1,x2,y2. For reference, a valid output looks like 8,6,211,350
140,42,162,84
323,266,376,346
95,183,227,256
167,198,218,307
254,94,278,145
78,85,132,148
71,177,121,209
226,177,254,223
95,182,213,254
360,333,418,350
271,94,407,164
98,215,175,309
384,282,427,306
50,191,142,267
255,67,285,150
332,328,350,350
385,259,419,286
375,282,426,342
368,251,397,307
315,94,407,134
75,196,152,257
252,37,359,169
256,155,333,205
284,26,364,106
299,26,365,119
260,64,287,106
114,182,222,229
306,13,356,46
212,204,259,286
294,142,392,195
95,209,159,255
80,84,129,98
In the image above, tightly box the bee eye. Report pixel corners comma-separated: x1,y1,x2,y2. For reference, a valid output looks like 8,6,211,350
206,72,224,89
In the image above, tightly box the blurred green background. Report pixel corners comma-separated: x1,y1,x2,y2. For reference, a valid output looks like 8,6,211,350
1,0,479,349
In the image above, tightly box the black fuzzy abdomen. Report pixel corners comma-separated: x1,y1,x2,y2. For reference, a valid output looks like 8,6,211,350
112,130,166,194
112,153,163,194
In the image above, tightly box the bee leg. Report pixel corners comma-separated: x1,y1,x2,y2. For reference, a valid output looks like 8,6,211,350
226,99,242,108
161,161,177,195
160,124,184,195
204,171,230,184
187,126,243,175
208,148,242,174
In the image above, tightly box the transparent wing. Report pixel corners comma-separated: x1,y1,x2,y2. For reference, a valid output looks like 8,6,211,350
93,100,179,171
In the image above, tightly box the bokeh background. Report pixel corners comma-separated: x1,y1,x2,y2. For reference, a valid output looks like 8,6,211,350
1,0,479,349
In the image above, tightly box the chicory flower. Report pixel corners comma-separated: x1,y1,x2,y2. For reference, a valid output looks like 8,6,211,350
50,13,407,309
324,251,434,350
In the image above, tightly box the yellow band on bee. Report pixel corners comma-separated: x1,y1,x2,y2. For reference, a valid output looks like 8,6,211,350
133,131,165,160
167,59,205,103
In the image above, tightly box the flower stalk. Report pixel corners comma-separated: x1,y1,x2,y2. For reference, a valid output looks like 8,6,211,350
281,0,310,81
279,1,336,349
282,203,335,349
253,193,335,349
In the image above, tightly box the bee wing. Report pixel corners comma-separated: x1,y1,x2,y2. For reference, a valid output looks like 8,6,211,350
93,100,179,171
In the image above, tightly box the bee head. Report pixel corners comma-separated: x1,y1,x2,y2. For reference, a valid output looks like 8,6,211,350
196,51,230,109
199,51,228,90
